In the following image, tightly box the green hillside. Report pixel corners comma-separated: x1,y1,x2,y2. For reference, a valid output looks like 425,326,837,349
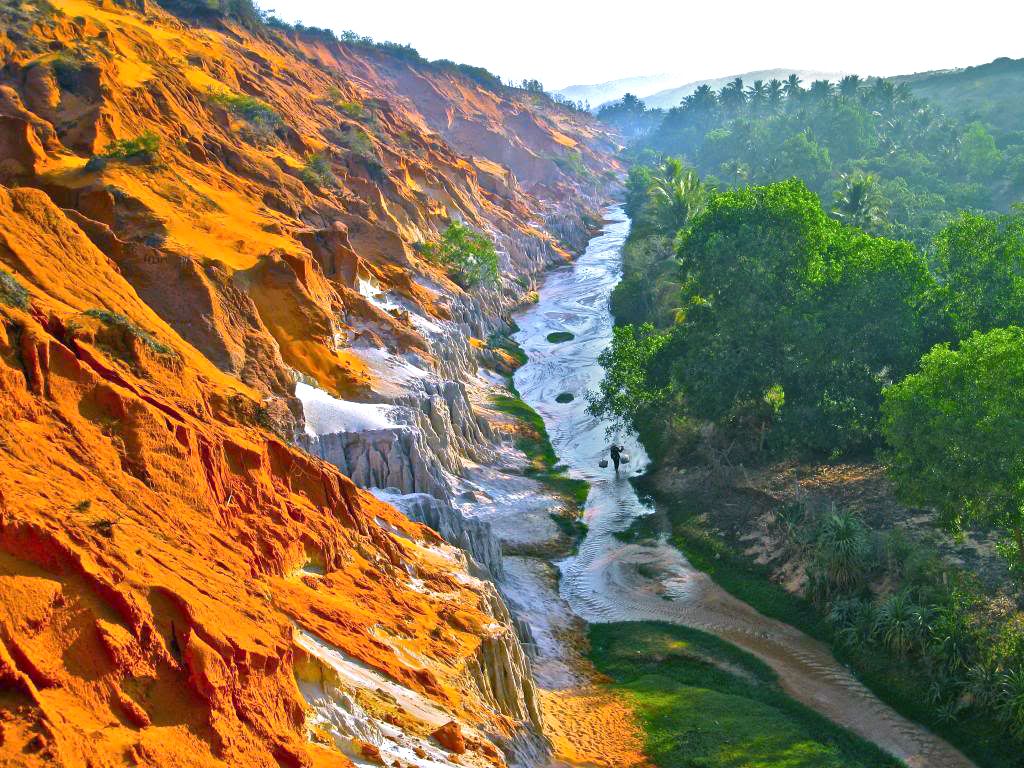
892,57,1024,138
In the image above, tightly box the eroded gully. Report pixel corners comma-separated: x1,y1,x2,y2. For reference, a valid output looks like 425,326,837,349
508,207,975,768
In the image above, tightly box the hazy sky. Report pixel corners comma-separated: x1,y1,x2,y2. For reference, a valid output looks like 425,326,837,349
273,1,1024,90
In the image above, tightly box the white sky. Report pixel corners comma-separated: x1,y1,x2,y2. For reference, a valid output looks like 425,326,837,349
272,1,1024,91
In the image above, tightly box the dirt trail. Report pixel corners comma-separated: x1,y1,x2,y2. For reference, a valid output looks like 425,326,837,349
509,208,976,768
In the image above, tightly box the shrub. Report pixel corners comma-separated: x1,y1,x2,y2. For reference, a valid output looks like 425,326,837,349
50,52,83,90
419,222,498,288
85,309,174,356
298,152,336,188
0,270,29,309
332,125,375,159
874,591,928,656
208,89,282,140
807,509,871,602
100,131,161,163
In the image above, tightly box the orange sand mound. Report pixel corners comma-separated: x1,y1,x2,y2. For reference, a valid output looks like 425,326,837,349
541,687,650,768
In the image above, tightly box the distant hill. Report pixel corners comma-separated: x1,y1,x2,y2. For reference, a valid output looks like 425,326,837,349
557,68,852,111
556,73,693,108
891,57,1024,137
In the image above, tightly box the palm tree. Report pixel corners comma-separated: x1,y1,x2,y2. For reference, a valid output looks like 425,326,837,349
783,73,803,101
808,79,835,102
683,83,717,114
720,159,749,186
746,79,768,116
832,172,887,232
866,77,896,113
718,77,746,115
766,79,784,112
838,74,863,98
648,157,706,232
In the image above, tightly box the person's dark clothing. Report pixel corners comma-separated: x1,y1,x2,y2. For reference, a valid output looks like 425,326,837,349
609,444,624,471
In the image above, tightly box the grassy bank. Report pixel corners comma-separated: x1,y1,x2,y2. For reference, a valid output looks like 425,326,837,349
588,621,901,768
633,475,1010,768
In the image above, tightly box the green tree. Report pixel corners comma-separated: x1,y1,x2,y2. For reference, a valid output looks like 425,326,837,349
932,210,1024,338
783,73,804,102
832,172,887,232
647,157,707,234
589,323,670,425
882,327,1024,570
718,77,746,115
959,121,1002,180
778,130,832,192
420,221,499,288
838,74,864,99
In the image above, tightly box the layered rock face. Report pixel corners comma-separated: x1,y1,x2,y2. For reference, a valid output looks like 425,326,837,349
0,2,619,767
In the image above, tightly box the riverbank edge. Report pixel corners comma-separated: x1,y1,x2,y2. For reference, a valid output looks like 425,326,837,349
631,467,1005,768
488,327,590,551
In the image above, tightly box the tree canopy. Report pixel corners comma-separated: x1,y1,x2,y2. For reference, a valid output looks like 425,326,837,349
882,327,1024,567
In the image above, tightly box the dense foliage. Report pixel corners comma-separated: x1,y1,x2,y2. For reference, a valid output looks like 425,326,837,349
597,168,943,462
604,73,1024,246
419,222,499,289
594,71,1024,748
882,328,1024,568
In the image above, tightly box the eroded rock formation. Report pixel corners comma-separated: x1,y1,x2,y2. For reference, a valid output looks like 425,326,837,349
0,1,618,766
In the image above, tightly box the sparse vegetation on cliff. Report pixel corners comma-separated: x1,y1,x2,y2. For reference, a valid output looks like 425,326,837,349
0,269,29,309
84,309,175,357
419,222,499,289
99,131,162,164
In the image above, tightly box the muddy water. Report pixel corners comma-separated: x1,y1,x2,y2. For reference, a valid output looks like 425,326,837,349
511,207,975,768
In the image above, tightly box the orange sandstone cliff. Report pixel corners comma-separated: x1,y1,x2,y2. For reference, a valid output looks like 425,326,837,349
0,1,620,766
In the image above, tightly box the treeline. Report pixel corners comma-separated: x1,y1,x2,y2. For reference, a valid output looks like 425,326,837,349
599,74,1023,246
593,160,1024,748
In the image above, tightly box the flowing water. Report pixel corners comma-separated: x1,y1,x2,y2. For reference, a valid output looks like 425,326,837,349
511,207,975,768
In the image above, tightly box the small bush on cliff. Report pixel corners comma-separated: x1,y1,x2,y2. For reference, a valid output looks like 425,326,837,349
419,222,499,289
85,309,174,357
0,270,29,309
324,90,365,118
100,131,161,164
208,89,283,141
49,52,84,90
334,125,376,159
299,152,337,188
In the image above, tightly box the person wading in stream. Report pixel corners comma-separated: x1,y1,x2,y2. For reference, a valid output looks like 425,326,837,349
609,443,625,473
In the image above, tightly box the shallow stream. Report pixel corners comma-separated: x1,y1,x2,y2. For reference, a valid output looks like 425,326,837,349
510,207,974,768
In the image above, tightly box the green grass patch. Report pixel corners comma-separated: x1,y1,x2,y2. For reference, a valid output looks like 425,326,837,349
99,131,161,164
549,512,588,541
611,511,663,544
546,331,575,343
491,381,588,512
589,621,900,768
486,329,528,368
85,309,175,357
208,89,283,138
299,152,336,188
0,269,29,309
636,476,1013,768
